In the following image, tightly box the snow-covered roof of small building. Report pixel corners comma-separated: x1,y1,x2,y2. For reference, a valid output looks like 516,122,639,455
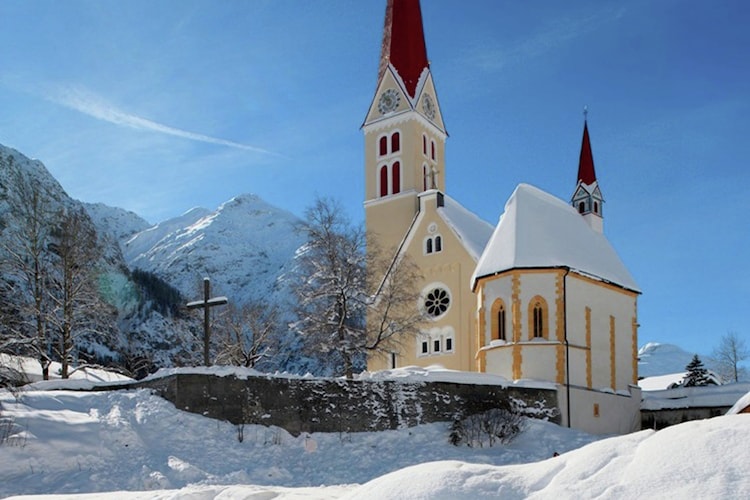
436,194,494,262
471,183,640,292
727,389,750,415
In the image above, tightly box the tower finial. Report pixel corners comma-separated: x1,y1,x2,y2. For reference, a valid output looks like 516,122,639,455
583,105,588,122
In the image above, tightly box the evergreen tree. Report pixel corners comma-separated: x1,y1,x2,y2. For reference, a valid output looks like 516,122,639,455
683,354,711,387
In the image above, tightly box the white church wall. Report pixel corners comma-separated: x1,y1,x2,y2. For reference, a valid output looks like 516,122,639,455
483,345,513,379
558,384,642,435
566,274,637,391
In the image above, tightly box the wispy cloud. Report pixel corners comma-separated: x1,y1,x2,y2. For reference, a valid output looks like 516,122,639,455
45,84,280,156
470,6,626,73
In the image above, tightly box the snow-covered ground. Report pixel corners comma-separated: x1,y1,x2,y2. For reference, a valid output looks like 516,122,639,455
2,375,749,499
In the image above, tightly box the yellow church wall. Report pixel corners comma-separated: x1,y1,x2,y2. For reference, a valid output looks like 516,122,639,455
365,193,419,253
366,192,479,373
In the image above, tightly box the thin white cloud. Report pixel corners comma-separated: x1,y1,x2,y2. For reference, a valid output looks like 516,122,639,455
46,84,280,156
471,6,627,72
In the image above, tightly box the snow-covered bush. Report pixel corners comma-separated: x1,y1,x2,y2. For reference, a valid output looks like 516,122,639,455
449,408,524,448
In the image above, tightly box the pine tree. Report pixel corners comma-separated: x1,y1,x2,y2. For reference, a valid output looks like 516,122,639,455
683,354,711,387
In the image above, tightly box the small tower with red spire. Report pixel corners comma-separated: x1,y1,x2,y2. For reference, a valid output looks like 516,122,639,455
571,113,604,233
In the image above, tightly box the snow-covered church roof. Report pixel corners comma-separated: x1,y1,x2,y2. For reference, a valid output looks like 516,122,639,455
471,183,640,293
437,194,494,261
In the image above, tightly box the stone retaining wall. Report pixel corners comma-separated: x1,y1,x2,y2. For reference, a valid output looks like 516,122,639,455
134,373,559,436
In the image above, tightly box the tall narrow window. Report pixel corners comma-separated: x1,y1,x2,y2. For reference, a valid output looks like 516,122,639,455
498,307,506,340
379,166,388,197
392,162,400,194
578,201,586,214
533,305,543,338
423,135,427,156
434,235,442,252
431,140,436,161
425,238,433,254
379,136,388,156
528,296,548,340
594,201,599,214
491,299,507,341
391,132,400,153
423,165,428,191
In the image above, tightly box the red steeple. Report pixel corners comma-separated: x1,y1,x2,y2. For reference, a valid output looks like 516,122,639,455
378,0,429,98
577,120,597,185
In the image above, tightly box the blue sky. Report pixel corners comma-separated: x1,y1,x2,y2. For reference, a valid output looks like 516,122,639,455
1,0,748,360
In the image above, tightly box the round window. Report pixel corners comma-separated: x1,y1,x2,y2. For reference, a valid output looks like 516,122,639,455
424,287,450,318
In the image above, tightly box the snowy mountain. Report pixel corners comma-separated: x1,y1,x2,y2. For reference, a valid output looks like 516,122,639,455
637,342,697,378
83,201,152,245
0,143,204,371
122,194,304,307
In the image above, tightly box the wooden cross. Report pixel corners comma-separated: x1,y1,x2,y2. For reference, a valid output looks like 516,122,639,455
186,277,228,366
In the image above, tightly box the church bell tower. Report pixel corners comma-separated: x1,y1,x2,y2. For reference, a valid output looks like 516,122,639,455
363,0,448,249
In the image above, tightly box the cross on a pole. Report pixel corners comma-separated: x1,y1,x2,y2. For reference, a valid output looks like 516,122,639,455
186,277,228,366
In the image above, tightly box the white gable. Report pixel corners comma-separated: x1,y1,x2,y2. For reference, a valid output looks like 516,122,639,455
471,184,639,292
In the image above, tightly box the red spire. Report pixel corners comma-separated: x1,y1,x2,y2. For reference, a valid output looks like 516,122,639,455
577,120,597,185
378,0,429,98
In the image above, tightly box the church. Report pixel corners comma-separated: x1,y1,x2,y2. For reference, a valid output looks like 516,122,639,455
363,0,641,434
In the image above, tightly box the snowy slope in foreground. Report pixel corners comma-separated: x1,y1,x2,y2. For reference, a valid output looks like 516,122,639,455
2,386,749,499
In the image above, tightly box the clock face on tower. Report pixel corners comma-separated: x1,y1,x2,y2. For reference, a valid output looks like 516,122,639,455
422,93,436,120
378,88,401,115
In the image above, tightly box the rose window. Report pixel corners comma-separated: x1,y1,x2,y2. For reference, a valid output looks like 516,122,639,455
424,287,450,317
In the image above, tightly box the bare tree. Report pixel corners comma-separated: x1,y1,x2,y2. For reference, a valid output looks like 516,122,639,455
214,300,280,368
365,236,424,358
47,207,103,378
0,158,55,379
711,332,748,383
294,197,367,379
294,197,423,378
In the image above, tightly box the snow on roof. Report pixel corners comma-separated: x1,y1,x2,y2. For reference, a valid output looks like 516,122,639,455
436,194,494,262
641,382,750,410
727,389,750,415
471,183,640,292
638,372,687,391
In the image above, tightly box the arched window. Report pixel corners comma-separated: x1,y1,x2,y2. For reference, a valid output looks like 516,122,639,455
423,135,427,156
392,162,400,194
379,166,388,197
423,164,428,191
379,136,388,157
528,296,548,339
491,299,507,341
391,132,400,153
425,235,443,255
578,201,585,214
431,140,436,161
533,305,543,338
594,201,599,214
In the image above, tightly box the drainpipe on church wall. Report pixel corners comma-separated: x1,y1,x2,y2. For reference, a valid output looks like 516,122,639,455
563,267,571,428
